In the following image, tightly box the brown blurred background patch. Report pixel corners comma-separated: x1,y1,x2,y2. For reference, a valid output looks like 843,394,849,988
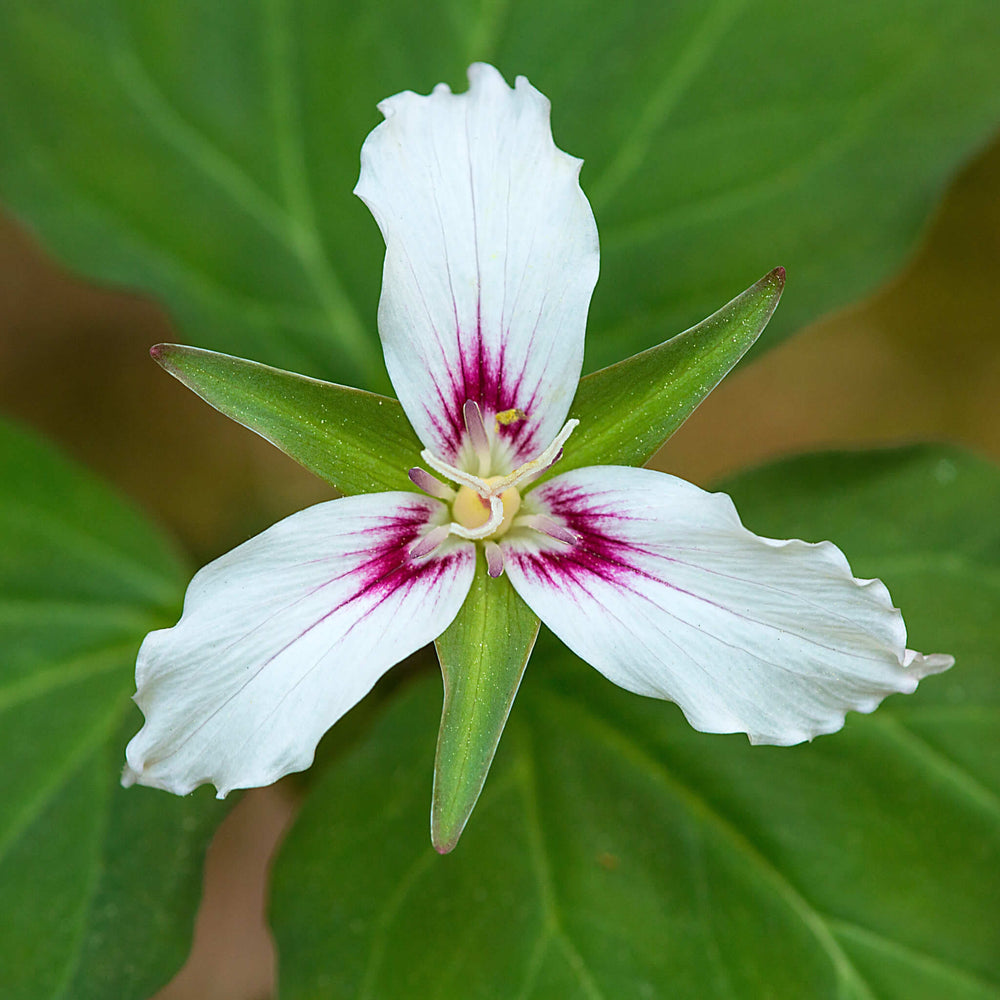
1,133,997,1000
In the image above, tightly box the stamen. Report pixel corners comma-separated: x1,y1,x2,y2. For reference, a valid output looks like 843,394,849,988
515,466,547,489
484,541,505,578
408,467,455,501
488,419,579,493
495,408,527,429
462,400,491,475
410,524,451,559
420,448,485,492
447,494,504,540
516,514,579,544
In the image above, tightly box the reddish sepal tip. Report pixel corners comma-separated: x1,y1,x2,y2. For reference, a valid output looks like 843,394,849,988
433,835,459,855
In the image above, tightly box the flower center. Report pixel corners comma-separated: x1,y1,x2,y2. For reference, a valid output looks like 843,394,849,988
452,477,522,538
407,402,581,573
416,410,577,541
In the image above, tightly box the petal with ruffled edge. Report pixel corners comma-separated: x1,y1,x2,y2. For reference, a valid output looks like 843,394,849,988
355,63,599,469
124,493,475,796
504,467,952,745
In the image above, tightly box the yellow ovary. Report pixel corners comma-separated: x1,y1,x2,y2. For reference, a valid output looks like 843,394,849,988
452,476,522,538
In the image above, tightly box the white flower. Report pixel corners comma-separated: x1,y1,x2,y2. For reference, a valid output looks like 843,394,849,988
124,64,952,800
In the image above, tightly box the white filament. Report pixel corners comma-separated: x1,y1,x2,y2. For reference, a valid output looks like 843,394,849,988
419,418,579,500
486,420,578,494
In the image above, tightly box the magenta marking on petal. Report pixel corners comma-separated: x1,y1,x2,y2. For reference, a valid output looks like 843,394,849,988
509,482,654,592
272,512,465,651
512,485,843,652
335,505,460,605
436,314,546,463
512,504,897,664
216,499,450,659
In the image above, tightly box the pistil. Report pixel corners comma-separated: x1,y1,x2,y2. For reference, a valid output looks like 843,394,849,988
452,478,522,536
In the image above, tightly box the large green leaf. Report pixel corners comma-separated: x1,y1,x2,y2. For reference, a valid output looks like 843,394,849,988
0,419,225,999
1,3,999,387
271,446,999,998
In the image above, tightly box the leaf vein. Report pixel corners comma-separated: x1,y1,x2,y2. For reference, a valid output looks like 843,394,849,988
0,699,125,867
260,0,379,379
828,916,1000,996
604,27,943,252
0,642,135,715
537,687,878,999
873,714,1000,820
516,726,610,1000
589,0,748,210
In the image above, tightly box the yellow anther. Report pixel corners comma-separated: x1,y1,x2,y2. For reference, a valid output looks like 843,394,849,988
495,408,527,429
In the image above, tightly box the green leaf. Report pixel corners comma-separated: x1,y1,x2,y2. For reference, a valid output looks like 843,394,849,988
432,552,540,853
559,267,784,476
0,418,225,999
272,446,1000,998
1,4,999,384
153,344,421,494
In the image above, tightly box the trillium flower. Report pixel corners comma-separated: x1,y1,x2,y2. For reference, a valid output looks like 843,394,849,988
124,64,952,849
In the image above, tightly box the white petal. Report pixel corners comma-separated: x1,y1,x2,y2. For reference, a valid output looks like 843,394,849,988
356,63,599,467
124,494,475,795
503,467,952,745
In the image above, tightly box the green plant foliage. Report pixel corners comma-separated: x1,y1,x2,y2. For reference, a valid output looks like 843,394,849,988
149,269,782,503
561,266,784,476
432,554,541,854
0,419,225,999
271,446,1000,998
152,344,422,494
1,3,998,386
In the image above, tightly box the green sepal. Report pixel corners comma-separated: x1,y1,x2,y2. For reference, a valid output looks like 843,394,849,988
152,344,422,495
557,268,785,477
432,552,540,853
